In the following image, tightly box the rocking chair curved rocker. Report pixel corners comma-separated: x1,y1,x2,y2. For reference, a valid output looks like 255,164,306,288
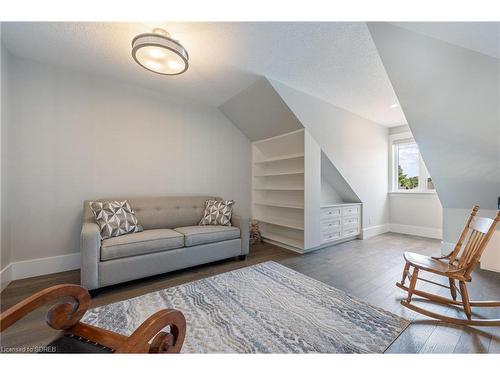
396,206,500,326
0,284,186,353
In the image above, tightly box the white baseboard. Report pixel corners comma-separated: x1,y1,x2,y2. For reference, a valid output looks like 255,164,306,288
10,253,80,281
479,263,500,273
361,223,441,240
262,238,303,254
0,263,13,292
390,224,442,240
362,224,391,239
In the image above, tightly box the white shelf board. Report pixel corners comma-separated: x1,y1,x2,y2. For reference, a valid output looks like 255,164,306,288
254,202,304,210
253,152,305,164
320,202,362,208
253,187,304,191
254,171,304,177
254,216,304,230
252,129,304,145
262,232,304,249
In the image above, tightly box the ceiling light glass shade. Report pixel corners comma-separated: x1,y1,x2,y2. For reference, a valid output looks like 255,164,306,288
132,32,189,75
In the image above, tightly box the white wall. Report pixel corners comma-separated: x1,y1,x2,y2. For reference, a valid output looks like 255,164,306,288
270,80,390,236
321,178,344,204
2,53,252,269
1,37,13,291
320,151,360,204
0,39,3,269
0,38,7,270
389,194,443,239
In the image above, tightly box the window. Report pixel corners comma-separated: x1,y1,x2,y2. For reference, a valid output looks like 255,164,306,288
396,142,419,190
391,137,435,193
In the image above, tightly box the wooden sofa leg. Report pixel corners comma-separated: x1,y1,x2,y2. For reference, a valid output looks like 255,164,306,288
238,255,247,261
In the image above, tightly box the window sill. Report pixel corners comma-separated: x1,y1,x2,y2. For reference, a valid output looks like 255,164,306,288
388,191,438,198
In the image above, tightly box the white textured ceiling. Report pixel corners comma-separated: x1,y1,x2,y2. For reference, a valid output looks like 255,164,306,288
2,22,498,127
1,22,407,126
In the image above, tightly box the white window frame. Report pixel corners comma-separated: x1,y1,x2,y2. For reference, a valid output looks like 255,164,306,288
389,132,436,194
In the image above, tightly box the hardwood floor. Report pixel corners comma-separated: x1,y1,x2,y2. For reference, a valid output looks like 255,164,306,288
1,232,499,353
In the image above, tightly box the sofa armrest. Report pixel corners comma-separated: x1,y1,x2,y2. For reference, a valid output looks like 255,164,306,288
80,222,101,290
232,215,249,255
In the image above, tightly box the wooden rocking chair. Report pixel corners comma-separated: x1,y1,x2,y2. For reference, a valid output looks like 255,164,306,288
396,206,500,326
0,284,186,353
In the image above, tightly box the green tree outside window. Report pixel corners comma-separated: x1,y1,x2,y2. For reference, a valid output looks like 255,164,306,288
398,165,419,190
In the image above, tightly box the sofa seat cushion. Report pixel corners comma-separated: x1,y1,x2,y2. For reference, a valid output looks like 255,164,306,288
174,225,240,247
101,229,184,261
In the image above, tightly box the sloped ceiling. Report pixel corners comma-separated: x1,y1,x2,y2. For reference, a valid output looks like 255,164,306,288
219,77,366,209
368,22,500,210
270,79,390,227
390,22,500,59
1,22,406,126
219,78,303,141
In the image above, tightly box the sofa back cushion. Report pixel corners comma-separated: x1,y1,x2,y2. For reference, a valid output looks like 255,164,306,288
84,195,221,230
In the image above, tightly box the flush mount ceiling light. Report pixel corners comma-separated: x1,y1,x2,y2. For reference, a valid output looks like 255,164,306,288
132,28,189,75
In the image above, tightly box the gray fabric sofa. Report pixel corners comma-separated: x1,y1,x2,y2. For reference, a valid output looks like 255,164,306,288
80,196,249,290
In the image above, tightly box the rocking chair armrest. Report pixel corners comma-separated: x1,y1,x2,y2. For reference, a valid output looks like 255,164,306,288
116,309,186,353
0,284,91,333
447,267,473,281
432,253,453,260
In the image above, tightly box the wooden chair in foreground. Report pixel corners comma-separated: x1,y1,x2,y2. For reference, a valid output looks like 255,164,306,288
0,284,186,353
396,206,500,326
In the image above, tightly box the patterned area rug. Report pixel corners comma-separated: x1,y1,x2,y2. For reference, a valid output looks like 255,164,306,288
83,261,409,353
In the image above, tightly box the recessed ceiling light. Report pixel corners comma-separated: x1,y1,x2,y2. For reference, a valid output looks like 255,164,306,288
132,28,189,76
390,103,399,108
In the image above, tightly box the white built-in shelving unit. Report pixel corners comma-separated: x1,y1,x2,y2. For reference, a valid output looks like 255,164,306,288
252,129,362,253
252,130,306,250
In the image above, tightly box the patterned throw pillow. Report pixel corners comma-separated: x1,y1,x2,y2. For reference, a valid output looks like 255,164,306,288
89,200,143,240
199,199,235,226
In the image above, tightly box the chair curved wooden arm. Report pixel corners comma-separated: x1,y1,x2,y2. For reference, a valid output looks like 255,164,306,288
0,284,186,353
116,309,186,353
396,206,500,326
430,253,454,261
0,284,91,333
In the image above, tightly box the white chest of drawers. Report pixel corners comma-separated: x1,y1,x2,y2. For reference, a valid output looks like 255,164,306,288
320,203,362,244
